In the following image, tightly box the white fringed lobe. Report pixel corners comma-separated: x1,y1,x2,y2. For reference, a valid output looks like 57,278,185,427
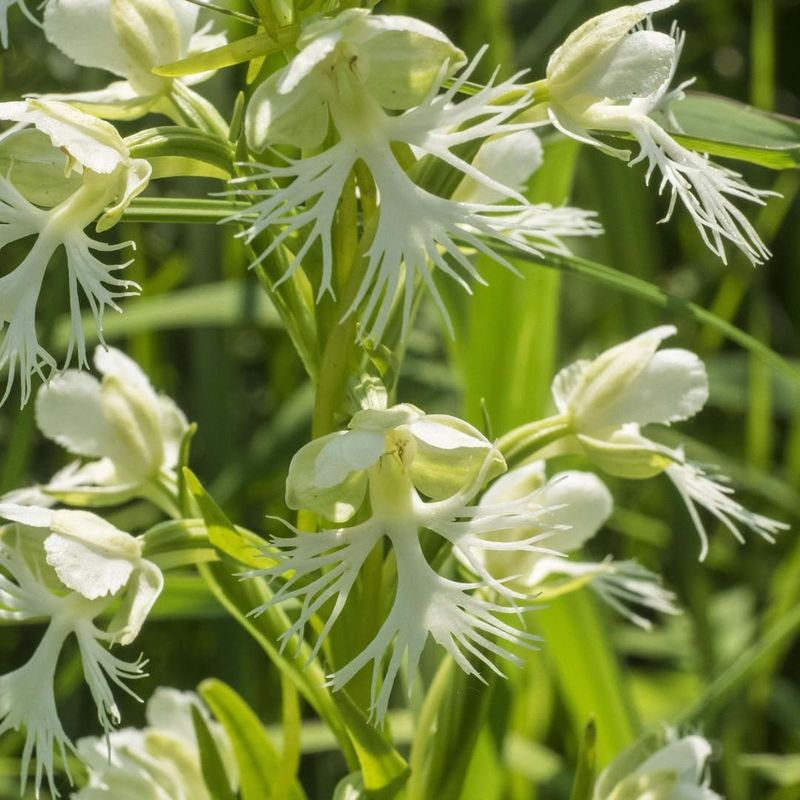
251,405,561,720
546,1,772,265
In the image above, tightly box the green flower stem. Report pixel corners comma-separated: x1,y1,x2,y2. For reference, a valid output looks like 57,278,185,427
495,414,572,465
310,172,385,715
310,172,380,439
407,657,455,800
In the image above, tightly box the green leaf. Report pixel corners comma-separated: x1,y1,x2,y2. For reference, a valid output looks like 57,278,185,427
53,280,280,352
153,27,299,77
126,126,235,179
569,719,598,800
191,703,238,800
669,92,800,170
680,601,800,724
522,250,800,386
185,473,358,771
199,679,284,800
331,691,409,799
184,468,266,568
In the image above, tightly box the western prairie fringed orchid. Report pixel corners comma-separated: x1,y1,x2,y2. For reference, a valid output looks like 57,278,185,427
0,100,150,406
0,505,162,797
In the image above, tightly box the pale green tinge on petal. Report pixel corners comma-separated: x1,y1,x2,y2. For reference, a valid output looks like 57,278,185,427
109,0,185,94
245,69,330,151
285,432,371,522
0,99,129,175
408,416,505,500
97,156,152,231
358,16,467,109
314,429,386,489
546,0,678,92
0,129,82,207
576,427,677,479
44,509,141,599
108,558,164,644
44,0,182,95
350,404,422,432
41,81,162,122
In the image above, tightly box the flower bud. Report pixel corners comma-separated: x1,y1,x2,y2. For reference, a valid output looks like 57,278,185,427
594,730,719,800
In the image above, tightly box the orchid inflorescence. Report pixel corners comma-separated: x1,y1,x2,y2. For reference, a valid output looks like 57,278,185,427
0,0,790,797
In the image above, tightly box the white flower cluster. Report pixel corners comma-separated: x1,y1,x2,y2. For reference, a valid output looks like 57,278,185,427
233,9,600,339
0,0,226,407
253,402,560,719
544,0,771,265
0,347,188,797
0,505,162,797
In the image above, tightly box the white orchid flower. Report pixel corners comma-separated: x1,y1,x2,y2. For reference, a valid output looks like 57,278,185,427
452,129,603,253
545,0,771,265
42,0,227,123
1,0,37,48
74,687,237,800
466,461,679,628
550,325,787,558
236,9,552,340
0,100,151,406
0,504,163,797
252,403,563,720
594,729,721,800
34,346,188,513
